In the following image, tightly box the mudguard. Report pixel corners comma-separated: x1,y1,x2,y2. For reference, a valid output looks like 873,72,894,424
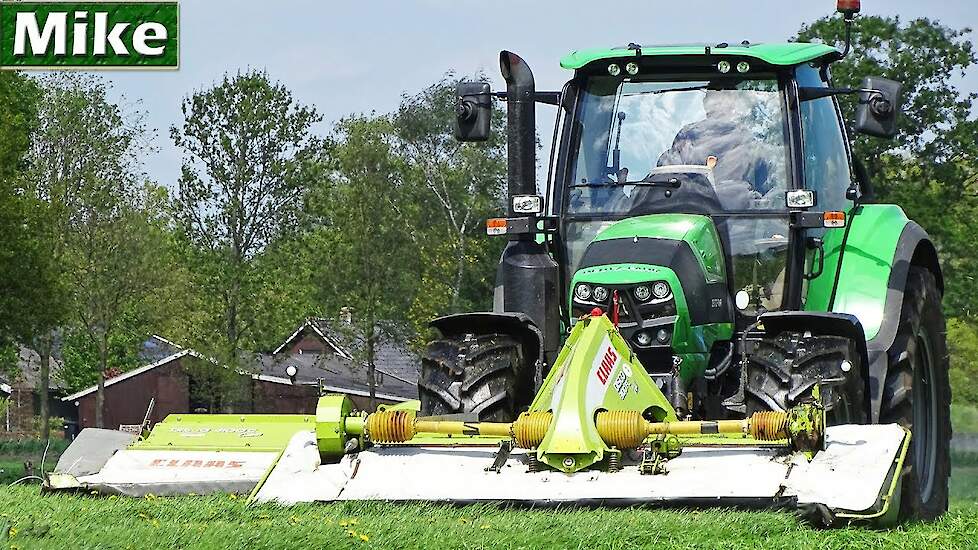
805,204,942,421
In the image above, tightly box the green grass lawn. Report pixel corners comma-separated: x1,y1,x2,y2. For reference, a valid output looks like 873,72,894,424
953,403,978,433
0,471,976,550
0,421,975,549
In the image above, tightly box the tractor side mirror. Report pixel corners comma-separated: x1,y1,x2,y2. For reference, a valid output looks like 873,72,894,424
455,82,492,142
854,76,902,139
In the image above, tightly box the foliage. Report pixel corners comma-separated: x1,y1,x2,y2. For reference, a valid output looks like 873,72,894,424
306,115,419,407
0,72,59,345
392,75,507,344
26,74,165,427
171,69,322,364
948,320,978,406
1,485,977,549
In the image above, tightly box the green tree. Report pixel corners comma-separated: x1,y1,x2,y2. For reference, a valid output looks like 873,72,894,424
392,76,507,343
170,70,321,363
0,73,63,372
307,115,419,409
25,74,151,435
66,183,167,427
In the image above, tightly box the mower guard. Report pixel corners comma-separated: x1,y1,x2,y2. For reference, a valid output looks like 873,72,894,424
249,423,908,524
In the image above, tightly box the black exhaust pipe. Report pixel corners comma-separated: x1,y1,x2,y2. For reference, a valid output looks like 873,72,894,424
494,51,560,372
499,51,536,214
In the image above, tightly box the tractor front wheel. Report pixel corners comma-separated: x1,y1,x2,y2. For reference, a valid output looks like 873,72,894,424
881,266,951,521
745,331,867,425
419,333,530,422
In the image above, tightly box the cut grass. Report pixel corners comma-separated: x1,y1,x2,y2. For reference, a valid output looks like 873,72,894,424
1,475,976,550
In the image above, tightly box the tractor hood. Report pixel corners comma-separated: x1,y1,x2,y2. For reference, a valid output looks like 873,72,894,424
589,214,726,285
568,214,733,381
569,213,730,327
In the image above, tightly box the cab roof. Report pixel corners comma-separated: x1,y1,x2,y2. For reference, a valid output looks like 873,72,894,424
559,42,838,70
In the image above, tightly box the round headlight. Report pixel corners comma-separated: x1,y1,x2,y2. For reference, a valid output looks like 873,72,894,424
607,63,621,76
635,331,652,346
634,285,652,302
593,286,609,302
574,283,592,301
652,281,670,299
625,62,639,75
717,60,731,73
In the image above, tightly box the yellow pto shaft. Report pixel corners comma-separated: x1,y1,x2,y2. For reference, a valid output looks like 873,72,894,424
357,407,813,451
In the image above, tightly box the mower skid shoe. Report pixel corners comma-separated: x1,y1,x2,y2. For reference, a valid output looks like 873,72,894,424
254,425,909,523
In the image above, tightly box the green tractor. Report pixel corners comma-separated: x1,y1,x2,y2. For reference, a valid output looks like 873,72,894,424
419,1,950,520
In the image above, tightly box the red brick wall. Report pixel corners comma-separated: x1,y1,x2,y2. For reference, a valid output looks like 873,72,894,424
75,359,189,429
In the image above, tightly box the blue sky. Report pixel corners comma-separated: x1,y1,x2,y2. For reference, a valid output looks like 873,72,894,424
100,0,978,188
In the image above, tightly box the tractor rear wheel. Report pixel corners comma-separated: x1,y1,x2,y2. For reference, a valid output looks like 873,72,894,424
419,333,529,422
881,266,951,521
745,331,867,425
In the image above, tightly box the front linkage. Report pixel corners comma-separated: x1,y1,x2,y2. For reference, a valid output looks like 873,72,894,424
319,313,826,474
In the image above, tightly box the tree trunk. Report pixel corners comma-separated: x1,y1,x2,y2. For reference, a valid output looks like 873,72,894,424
366,321,376,411
95,336,108,428
451,234,466,309
36,336,51,440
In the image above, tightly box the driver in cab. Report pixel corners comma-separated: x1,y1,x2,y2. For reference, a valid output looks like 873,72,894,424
657,89,779,208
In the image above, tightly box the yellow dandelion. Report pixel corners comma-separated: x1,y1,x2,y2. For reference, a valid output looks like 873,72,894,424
359,534,369,542
8,527,17,537
145,493,157,501
339,520,348,527
480,524,491,530
151,520,160,528
228,493,238,500
349,519,358,525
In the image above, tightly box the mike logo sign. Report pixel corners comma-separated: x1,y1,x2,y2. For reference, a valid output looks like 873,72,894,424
0,1,178,69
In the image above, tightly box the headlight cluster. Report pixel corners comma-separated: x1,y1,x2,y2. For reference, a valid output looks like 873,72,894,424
633,281,671,302
573,281,671,304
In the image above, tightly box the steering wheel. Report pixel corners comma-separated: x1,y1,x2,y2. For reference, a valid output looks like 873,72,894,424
626,166,725,216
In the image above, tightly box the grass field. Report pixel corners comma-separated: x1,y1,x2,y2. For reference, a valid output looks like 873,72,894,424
0,468,975,549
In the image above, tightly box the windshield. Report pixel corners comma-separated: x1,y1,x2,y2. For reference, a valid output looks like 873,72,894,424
565,76,789,217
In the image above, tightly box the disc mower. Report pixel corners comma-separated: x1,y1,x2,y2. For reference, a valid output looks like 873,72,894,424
48,0,950,526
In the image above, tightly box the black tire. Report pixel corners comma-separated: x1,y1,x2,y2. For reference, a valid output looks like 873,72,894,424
746,331,867,425
880,267,951,521
418,333,529,422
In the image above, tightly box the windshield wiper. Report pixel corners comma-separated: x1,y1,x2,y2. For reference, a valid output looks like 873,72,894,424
570,174,683,188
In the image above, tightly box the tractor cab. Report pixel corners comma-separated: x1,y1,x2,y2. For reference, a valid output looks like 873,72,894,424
549,44,866,396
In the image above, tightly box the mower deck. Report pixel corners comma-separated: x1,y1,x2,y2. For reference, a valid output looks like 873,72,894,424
251,423,908,520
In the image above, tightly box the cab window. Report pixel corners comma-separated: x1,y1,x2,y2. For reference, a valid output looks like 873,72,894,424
796,65,852,213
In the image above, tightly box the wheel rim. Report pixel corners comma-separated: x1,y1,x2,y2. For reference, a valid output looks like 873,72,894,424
913,333,938,502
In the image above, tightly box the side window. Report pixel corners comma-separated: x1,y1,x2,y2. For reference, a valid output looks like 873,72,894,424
796,66,852,213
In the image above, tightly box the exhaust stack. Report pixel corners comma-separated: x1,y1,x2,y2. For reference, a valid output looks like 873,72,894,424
499,51,537,214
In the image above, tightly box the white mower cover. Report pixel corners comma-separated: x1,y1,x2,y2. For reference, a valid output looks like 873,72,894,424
254,424,907,515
